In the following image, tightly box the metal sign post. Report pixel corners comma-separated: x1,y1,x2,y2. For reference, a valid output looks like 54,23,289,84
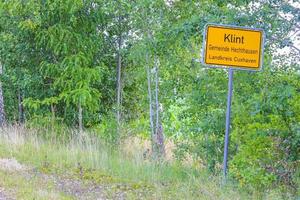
223,68,233,178
201,24,265,180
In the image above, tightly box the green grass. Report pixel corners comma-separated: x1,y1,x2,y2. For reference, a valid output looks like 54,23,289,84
0,126,296,200
0,170,72,200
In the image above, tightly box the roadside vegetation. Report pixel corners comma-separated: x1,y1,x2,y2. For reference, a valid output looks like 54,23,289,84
0,126,298,199
0,0,299,199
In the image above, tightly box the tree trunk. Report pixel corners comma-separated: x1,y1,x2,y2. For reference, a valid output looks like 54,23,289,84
155,57,159,135
18,87,25,124
145,29,165,159
0,63,5,126
153,56,165,158
116,31,122,136
51,103,56,131
78,101,83,133
146,51,155,152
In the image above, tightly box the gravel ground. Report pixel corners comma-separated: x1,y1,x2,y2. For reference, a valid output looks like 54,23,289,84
0,187,13,200
0,158,23,200
0,157,107,199
0,158,133,200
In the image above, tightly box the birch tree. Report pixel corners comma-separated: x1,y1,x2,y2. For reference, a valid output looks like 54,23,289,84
0,63,5,126
132,0,166,158
110,0,131,138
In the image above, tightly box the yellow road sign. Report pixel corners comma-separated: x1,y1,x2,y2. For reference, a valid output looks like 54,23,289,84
202,24,264,70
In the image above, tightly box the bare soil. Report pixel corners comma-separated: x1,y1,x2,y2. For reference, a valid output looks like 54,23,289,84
0,158,148,200
0,187,13,200
0,158,107,199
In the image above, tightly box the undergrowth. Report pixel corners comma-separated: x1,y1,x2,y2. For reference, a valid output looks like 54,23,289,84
0,126,297,200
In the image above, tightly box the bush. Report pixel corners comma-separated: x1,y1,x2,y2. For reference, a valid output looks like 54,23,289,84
230,131,277,190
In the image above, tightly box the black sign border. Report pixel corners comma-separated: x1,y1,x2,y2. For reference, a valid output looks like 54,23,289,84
202,23,265,71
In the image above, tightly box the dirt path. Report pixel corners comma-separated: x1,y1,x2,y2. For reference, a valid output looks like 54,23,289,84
0,158,107,199
0,187,11,200
0,158,23,200
0,158,150,200
37,172,108,200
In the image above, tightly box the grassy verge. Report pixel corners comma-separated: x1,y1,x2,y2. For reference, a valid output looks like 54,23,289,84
0,170,72,200
0,126,295,199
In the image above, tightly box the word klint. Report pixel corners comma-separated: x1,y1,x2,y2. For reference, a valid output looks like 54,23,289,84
203,24,264,70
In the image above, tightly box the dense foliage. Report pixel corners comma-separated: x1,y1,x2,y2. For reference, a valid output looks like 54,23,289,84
0,0,299,195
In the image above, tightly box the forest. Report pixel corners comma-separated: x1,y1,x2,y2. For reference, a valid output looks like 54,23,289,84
0,0,299,199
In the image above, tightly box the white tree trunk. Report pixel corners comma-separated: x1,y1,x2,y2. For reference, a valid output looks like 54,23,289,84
0,63,5,126
155,57,159,134
116,32,122,136
146,51,155,149
51,103,56,131
18,87,25,124
153,56,165,158
78,101,83,133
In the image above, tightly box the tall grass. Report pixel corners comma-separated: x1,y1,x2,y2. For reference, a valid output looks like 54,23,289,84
0,125,294,200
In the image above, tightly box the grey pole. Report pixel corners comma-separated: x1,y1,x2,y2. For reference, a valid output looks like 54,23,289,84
223,68,234,179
